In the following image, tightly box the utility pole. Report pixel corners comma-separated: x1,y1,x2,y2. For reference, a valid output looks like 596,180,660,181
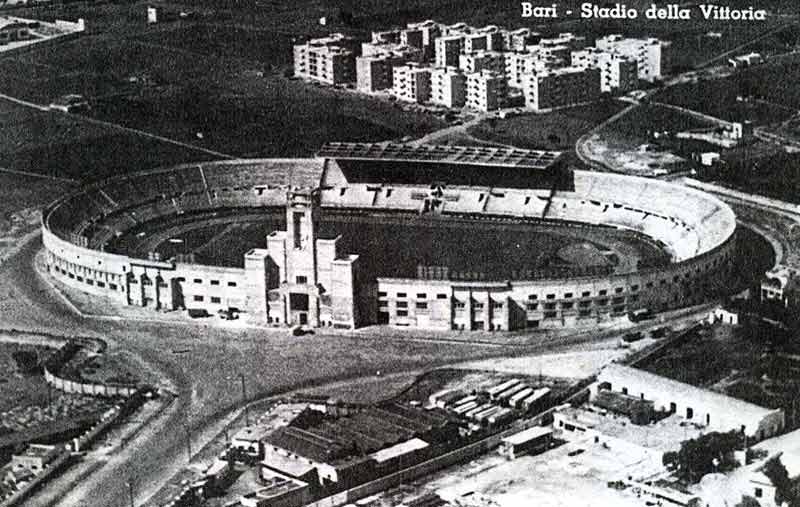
240,373,250,426
184,412,192,463
126,478,135,507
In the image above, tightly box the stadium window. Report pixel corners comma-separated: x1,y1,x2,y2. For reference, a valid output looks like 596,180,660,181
492,301,503,309
546,294,555,300
109,283,117,290
473,302,484,309
378,292,388,297
564,293,573,299
211,296,221,304
296,276,308,284
397,301,408,309
416,293,427,299
528,294,538,300
86,279,94,285
77,276,84,282
97,282,105,288
416,302,428,309
437,294,447,299
397,310,408,317
396,292,407,298
228,282,237,287
194,295,204,302
526,303,538,310
598,289,607,296
194,278,202,284
582,291,591,297
210,280,220,286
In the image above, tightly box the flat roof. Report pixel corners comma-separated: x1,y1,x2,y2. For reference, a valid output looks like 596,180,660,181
318,143,563,170
369,438,429,463
502,426,553,445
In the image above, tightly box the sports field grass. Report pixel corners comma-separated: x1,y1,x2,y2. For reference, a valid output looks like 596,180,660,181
109,209,670,280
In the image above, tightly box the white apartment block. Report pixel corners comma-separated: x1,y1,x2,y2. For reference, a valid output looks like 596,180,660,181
371,29,400,45
393,63,432,103
459,51,505,75
466,70,507,111
293,34,358,85
504,28,541,51
435,35,465,67
523,66,601,111
539,32,587,51
505,52,559,88
430,67,467,108
571,48,638,93
595,35,672,82
357,52,413,93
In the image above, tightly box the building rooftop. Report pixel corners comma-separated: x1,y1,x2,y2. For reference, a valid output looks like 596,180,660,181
369,438,429,463
318,143,562,170
600,364,780,421
502,426,553,445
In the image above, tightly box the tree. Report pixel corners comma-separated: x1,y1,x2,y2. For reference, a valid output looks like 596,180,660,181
664,431,743,483
735,496,761,507
762,456,794,506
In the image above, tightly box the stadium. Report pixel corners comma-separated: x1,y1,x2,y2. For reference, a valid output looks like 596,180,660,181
42,142,737,331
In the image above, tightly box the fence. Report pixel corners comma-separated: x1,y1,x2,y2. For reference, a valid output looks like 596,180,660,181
42,341,138,398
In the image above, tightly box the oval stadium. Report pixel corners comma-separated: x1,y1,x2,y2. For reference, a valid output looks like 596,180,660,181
42,142,738,331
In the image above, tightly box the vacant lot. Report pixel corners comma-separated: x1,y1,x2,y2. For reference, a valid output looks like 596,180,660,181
653,62,800,124
469,100,627,152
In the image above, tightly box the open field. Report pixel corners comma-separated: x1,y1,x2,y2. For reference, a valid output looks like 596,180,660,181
699,150,800,205
653,62,800,124
468,100,627,153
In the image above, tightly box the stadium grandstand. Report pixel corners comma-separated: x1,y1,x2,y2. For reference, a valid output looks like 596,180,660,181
42,142,737,331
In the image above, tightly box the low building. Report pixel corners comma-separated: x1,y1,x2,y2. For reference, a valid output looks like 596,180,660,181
393,63,432,103
465,70,507,111
430,67,466,107
761,265,800,307
594,364,785,440
729,52,764,68
0,18,34,45
592,389,655,425
523,66,601,111
232,425,273,458
11,444,59,473
708,306,739,325
499,426,553,459
241,470,311,507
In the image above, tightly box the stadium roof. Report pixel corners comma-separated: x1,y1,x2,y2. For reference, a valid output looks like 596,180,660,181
318,142,562,170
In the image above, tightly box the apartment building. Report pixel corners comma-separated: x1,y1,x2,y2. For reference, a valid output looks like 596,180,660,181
571,48,638,93
540,32,587,51
293,34,359,85
402,19,441,60
459,51,505,75
595,35,672,82
430,67,467,108
371,29,400,44
523,66,601,111
393,63,433,103
466,70,507,111
505,52,556,88
435,35,464,67
504,27,541,51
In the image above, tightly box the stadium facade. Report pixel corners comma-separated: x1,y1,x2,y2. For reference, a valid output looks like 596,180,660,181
42,143,737,331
